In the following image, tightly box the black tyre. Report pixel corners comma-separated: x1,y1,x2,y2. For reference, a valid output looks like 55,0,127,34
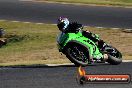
64,43,90,66
107,54,122,65
105,46,122,65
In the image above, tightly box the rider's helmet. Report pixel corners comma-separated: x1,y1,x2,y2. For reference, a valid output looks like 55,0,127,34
57,17,69,32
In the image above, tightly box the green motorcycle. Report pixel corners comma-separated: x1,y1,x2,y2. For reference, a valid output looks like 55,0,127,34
57,25,122,66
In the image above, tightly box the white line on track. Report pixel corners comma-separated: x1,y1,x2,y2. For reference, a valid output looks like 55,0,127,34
125,29,132,31
111,28,120,30
46,60,132,66
0,19,132,31
19,0,33,1
11,21,20,23
0,60,131,69
96,27,104,29
36,23,44,25
122,60,132,62
23,22,31,23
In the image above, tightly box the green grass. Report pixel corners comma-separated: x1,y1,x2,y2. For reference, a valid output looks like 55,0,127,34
35,0,132,6
0,21,70,66
0,20,131,66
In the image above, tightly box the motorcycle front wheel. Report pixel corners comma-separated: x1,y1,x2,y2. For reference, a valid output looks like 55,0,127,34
65,43,90,66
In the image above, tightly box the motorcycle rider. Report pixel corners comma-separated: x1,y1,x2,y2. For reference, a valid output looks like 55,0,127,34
57,17,108,60
57,17,104,48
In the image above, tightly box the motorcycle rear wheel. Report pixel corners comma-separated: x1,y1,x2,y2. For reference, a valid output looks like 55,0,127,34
104,46,122,65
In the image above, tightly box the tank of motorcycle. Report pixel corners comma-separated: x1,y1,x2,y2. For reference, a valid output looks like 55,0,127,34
57,31,103,59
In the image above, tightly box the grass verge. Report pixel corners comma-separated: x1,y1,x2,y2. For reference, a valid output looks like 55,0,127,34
34,0,132,7
0,20,131,66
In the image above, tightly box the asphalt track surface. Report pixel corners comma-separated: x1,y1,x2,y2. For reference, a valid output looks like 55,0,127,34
0,0,132,28
0,0,132,88
0,62,132,88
